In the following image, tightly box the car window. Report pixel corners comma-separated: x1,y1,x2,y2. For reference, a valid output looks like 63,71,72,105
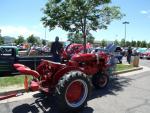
0,48,13,56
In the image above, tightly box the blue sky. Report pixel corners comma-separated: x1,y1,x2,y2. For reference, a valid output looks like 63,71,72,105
0,0,150,42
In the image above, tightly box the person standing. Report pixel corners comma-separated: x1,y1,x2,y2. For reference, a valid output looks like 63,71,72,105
50,36,63,62
127,46,132,64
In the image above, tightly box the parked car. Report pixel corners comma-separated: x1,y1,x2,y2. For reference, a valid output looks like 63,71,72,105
136,48,147,59
140,49,150,59
0,46,52,76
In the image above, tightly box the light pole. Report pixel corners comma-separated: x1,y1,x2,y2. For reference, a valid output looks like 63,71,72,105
123,21,129,47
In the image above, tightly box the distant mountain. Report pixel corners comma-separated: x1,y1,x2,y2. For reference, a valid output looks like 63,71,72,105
3,36,15,44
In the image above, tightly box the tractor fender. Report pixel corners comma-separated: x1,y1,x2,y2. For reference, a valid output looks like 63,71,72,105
53,66,85,85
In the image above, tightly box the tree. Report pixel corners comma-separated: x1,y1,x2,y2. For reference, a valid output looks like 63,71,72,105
114,39,119,45
41,0,124,52
0,36,4,45
42,39,47,45
67,32,95,44
27,34,38,45
136,41,141,47
14,35,25,45
125,41,131,47
140,40,147,48
100,39,107,47
131,40,136,47
120,38,125,47
147,42,150,48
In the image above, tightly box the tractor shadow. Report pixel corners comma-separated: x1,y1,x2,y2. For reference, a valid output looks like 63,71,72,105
90,76,133,100
12,76,131,113
12,93,94,113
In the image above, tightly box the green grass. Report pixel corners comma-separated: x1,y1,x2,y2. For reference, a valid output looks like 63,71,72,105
116,64,134,72
0,75,32,87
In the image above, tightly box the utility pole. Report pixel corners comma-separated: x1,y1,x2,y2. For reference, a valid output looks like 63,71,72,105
123,21,129,47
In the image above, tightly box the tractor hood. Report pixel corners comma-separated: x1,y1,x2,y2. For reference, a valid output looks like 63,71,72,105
71,53,96,62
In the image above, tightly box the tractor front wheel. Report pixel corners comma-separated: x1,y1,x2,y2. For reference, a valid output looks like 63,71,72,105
92,72,109,89
54,71,91,112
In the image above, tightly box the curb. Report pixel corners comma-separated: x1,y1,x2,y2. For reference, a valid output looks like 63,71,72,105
114,66,143,75
0,88,25,96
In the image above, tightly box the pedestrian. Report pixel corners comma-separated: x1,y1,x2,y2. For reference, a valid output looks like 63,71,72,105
127,46,132,64
50,36,63,62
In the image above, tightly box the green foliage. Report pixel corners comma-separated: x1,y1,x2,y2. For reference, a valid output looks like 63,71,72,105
114,39,119,45
42,39,47,45
120,38,125,47
125,41,131,47
147,42,150,48
136,41,141,47
41,0,124,52
14,35,25,45
131,40,136,47
140,40,147,48
67,32,95,44
0,36,4,45
100,39,107,47
27,34,38,45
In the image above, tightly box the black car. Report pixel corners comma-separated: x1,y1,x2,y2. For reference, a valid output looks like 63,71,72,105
0,46,52,76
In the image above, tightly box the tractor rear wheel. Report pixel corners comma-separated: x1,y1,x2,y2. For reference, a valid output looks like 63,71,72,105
92,72,109,89
54,71,91,112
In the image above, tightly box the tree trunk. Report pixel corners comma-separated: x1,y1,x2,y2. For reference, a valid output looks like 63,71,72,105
83,17,87,53
83,32,87,53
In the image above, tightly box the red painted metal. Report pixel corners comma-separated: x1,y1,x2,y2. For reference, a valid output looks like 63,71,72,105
30,81,39,91
13,51,109,93
16,66,40,78
13,63,25,68
66,81,84,103
10,43,109,101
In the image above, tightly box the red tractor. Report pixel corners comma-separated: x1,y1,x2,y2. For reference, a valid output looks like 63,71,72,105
13,46,110,112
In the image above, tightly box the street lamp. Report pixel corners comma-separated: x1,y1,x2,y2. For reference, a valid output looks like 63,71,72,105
123,21,129,46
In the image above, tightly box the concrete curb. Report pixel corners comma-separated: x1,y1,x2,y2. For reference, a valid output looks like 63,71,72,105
0,66,143,96
114,66,143,75
0,88,25,96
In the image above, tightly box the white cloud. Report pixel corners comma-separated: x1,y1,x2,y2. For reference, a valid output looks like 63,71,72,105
0,25,68,41
140,10,148,14
140,10,150,19
0,25,42,38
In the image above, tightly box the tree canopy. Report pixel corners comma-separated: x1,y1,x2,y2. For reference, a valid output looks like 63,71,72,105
67,32,95,44
0,36,4,45
27,34,38,45
14,35,25,45
41,0,124,52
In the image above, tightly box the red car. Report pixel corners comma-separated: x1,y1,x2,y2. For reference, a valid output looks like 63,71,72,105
142,49,150,59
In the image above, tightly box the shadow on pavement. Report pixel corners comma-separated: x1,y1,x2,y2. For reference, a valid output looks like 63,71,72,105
90,76,133,100
12,93,94,113
12,76,132,113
